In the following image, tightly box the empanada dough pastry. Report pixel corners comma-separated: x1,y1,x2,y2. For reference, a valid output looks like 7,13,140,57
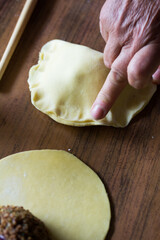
0,150,111,240
28,40,156,127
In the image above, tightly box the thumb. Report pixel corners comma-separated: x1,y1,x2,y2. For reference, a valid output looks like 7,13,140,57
153,66,160,83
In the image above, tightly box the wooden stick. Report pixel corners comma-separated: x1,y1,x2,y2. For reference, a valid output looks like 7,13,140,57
0,0,38,80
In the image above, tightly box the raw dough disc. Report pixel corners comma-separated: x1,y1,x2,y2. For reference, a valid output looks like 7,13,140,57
28,40,156,127
0,150,111,240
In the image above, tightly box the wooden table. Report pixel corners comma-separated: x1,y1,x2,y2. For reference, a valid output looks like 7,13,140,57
0,1,160,239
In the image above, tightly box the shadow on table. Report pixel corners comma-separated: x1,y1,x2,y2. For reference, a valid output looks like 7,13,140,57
104,184,115,240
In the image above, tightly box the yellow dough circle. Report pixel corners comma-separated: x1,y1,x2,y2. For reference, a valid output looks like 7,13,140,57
28,40,156,127
0,150,111,240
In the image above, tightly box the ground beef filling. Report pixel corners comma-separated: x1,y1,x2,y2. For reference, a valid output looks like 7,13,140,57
0,206,51,240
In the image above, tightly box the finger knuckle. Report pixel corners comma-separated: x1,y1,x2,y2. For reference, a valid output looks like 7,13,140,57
104,58,112,69
110,68,127,85
104,44,120,69
99,11,107,30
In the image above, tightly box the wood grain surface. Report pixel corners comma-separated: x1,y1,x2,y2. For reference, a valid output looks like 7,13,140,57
0,1,160,240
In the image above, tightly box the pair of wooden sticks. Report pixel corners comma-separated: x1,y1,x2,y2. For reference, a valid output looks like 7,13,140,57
0,0,37,80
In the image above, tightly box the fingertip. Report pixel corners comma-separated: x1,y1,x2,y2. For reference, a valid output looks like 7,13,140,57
128,76,151,89
91,104,107,120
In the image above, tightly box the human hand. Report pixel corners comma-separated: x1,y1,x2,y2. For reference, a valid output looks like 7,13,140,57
91,0,160,120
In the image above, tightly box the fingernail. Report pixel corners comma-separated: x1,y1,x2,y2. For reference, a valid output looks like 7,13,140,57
91,104,106,120
153,69,160,81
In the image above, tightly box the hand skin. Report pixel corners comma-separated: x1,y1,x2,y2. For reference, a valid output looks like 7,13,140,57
91,0,160,120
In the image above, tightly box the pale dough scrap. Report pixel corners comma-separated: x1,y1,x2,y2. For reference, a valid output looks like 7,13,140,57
0,150,111,240
28,40,156,127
